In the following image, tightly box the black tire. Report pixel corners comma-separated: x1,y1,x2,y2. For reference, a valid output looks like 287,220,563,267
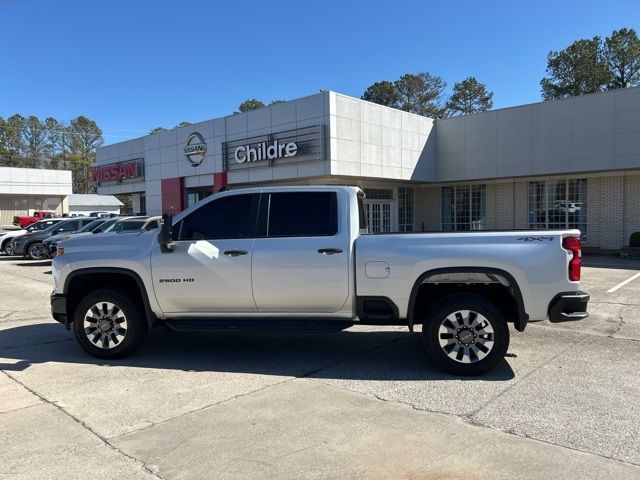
27,241,45,260
2,240,14,256
422,293,510,376
73,289,148,358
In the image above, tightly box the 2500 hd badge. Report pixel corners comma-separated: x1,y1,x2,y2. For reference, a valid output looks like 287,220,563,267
159,278,195,283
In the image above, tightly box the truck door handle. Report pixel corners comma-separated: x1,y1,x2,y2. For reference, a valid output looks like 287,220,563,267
317,248,343,255
223,249,248,257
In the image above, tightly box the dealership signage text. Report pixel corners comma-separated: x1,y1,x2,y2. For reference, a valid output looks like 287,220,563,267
92,160,142,183
234,140,298,164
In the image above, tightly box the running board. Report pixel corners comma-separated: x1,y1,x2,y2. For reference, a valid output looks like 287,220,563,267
162,318,354,334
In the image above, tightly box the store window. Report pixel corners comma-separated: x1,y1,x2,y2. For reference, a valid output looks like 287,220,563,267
528,179,587,238
398,187,414,232
441,185,486,231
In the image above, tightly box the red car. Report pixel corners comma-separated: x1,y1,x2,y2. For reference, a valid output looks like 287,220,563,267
13,210,58,228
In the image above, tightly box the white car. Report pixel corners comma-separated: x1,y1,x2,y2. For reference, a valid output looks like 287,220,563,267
51,186,588,375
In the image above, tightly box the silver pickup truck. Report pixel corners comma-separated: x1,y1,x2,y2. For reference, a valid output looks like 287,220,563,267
51,186,589,375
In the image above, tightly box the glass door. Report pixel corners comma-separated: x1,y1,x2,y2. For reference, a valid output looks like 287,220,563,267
365,201,392,233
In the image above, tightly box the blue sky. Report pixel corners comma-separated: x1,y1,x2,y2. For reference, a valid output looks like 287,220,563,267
1,0,638,144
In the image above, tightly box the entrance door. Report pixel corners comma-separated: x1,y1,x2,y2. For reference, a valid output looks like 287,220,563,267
365,202,392,233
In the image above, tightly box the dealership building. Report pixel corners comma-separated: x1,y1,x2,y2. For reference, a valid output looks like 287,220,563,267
95,87,640,252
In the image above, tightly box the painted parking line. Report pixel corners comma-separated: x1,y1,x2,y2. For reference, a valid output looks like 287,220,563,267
607,271,640,293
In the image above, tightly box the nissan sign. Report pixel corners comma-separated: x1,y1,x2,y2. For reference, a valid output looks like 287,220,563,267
92,160,143,184
184,132,207,167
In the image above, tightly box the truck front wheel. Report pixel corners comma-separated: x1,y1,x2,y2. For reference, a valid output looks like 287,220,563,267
73,289,148,358
422,293,510,376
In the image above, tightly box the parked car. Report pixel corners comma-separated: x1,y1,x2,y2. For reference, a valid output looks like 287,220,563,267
43,218,111,258
13,217,97,260
0,219,65,255
12,210,58,228
51,186,589,375
89,211,118,218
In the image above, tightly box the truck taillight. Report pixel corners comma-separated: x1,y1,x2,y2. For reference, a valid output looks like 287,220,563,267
563,237,581,281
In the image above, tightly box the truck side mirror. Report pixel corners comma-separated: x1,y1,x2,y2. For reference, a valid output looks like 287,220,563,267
158,214,174,252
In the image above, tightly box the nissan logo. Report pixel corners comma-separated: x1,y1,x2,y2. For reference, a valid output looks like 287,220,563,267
184,132,207,167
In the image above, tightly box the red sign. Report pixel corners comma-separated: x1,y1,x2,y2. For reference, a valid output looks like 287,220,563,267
92,161,142,183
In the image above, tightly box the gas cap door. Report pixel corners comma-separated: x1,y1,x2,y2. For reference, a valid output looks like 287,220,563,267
365,261,390,279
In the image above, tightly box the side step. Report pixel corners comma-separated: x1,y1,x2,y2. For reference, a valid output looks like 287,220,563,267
162,318,354,334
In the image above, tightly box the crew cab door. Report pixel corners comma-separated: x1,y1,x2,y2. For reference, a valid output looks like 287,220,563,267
251,190,350,313
150,193,259,314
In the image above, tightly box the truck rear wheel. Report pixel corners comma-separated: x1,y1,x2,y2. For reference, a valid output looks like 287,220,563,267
73,289,148,358
422,293,509,376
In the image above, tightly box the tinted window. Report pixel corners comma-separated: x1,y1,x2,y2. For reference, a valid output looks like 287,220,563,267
78,219,105,233
114,221,146,232
267,192,337,237
145,220,159,230
56,220,80,233
178,194,257,240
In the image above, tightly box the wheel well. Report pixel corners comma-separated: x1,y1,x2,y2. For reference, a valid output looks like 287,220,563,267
66,272,150,326
409,268,527,332
413,283,519,324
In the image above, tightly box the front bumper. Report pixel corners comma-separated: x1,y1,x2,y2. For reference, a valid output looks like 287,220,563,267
50,292,69,327
548,291,590,322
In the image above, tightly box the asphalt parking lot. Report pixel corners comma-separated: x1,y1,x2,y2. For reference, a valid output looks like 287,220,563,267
1,252,639,479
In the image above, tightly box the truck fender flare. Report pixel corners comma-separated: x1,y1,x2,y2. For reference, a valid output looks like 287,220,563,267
407,267,528,333
64,267,156,328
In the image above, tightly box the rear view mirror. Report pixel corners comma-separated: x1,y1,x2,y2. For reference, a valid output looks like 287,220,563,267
158,214,173,252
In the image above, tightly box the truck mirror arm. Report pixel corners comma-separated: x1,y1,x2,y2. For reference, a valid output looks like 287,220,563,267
158,213,174,253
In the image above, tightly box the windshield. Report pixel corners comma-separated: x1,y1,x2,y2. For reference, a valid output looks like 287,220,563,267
27,220,60,232
77,219,104,233
94,219,118,232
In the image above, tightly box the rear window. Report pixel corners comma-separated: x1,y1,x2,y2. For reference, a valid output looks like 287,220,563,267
267,192,338,237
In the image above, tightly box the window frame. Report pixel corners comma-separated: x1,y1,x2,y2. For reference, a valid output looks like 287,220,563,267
441,184,486,231
528,178,587,239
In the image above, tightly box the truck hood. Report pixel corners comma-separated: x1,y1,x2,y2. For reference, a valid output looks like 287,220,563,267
59,229,157,256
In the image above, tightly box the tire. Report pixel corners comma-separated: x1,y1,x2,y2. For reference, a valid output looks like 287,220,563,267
27,242,45,260
2,240,14,256
73,289,148,358
422,293,510,376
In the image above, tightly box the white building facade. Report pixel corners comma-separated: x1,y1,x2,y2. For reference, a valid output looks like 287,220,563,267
96,88,640,252
0,167,72,226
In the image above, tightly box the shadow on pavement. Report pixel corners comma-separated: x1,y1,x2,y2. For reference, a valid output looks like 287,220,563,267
15,261,52,267
0,322,515,381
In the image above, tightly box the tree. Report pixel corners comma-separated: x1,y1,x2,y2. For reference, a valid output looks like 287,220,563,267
23,116,47,168
604,28,640,89
148,126,167,135
361,80,400,107
446,77,494,115
237,99,265,113
394,72,447,117
541,37,611,100
67,116,103,194
44,117,69,170
175,121,192,128
0,115,26,166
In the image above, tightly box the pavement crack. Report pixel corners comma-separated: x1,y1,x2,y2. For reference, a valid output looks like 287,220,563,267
0,370,166,480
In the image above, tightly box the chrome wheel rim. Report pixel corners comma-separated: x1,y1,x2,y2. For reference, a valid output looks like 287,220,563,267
83,302,128,349
438,309,494,364
28,243,44,260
